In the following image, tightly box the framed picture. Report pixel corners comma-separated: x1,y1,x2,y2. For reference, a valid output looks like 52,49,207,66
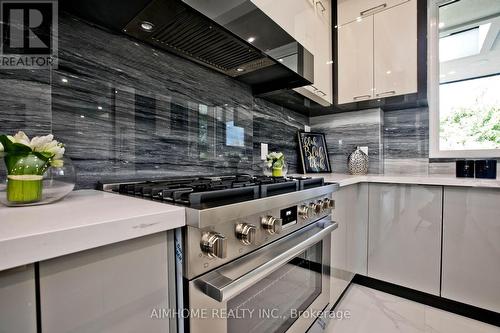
297,132,331,173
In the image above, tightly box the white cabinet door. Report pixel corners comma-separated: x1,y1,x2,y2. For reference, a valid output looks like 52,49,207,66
251,0,317,52
313,0,333,105
0,265,37,333
373,0,417,98
337,17,374,104
39,232,173,333
368,184,442,295
330,184,368,305
338,0,408,26
442,187,500,313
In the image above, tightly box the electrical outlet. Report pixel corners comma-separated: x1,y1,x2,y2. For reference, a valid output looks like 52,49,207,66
304,125,311,132
261,143,268,160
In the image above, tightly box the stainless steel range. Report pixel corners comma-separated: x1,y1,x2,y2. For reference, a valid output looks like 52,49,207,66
101,174,339,333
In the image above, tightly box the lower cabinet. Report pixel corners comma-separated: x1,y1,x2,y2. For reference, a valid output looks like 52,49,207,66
39,232,175,333
368,184,442,295
442,187,500,313
0,265,37,333
330,184,368,305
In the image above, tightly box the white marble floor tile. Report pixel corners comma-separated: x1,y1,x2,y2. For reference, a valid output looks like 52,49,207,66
325,284,500,333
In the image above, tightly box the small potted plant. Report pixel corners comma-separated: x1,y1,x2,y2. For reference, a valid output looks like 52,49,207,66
0,131,74,205
266,152,287,177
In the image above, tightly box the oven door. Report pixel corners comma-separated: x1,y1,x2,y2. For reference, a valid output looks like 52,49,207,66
188,218,337,333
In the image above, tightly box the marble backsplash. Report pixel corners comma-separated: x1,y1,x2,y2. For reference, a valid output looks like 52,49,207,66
0,13,307,188
310,109,384,174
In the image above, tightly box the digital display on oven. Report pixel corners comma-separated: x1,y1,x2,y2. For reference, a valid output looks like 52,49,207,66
280,206,297,227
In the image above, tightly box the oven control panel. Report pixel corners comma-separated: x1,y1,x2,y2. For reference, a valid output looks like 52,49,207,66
185,194,336,279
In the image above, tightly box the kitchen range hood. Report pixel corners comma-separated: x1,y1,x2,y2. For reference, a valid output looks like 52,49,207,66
61,0,314,94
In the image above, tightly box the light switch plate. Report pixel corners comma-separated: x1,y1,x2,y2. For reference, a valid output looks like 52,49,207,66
359,146,369,155
261,143,268,160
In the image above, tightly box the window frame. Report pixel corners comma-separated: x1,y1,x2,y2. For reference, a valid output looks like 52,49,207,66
428,0,500,158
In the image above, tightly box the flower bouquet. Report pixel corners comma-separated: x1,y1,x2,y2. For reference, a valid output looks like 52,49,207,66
0,131,71,205
266,152,287,177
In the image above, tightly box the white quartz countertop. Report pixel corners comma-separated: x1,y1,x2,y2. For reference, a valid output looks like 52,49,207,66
300,173,500,189
0,190,185,271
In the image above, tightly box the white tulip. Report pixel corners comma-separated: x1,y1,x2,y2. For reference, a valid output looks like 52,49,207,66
30,134,54,151
11,131,31,146
0,142,3,152
47,144,65,160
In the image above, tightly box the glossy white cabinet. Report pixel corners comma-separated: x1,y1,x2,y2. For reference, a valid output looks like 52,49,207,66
373,0,417,98
330,184,368,305
368,184,442,295
337,16,374,104
337,0,408,26
337,0,417,105
252,0,333,105
442,187,500,313
0,265,37,333
39,232,174,333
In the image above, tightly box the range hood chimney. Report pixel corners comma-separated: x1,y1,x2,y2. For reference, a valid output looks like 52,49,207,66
62,0,314,94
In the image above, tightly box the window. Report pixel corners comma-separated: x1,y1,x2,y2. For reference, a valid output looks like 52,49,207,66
429,0,500,158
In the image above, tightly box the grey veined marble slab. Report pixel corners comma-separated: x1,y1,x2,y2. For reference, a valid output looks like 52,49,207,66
310,109,384,174
0,13,307,188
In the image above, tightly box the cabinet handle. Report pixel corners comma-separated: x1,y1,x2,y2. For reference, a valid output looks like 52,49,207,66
316,90,327,96
360,3,387,17
375,90,395,97
310,85,319,91
316,1,326,12
353,94,371,100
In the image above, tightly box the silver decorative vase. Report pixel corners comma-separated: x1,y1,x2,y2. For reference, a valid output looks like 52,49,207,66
347,147,368,175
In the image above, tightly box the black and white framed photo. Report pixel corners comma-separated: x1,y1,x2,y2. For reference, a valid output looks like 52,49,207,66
297,132,331,173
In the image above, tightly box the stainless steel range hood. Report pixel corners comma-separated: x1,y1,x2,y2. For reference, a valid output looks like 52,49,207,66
62,0,314,94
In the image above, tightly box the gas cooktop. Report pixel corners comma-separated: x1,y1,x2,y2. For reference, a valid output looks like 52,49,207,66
99,174,326,208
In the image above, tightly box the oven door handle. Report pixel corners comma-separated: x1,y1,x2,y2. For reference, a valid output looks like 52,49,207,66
195,220,338,302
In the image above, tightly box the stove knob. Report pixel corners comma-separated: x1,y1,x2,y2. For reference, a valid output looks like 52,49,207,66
200,232,227,259
261,216,282,235
235,223,257,245
323,198,335,209
316,200,325,213
299,205,312,219
309,202,320,215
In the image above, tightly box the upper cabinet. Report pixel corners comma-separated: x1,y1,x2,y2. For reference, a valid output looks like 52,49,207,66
252,0,333,106
337,0,408,26
337,0,417,105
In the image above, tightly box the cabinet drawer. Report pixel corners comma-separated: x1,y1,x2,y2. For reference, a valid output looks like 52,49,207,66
337,0,408,26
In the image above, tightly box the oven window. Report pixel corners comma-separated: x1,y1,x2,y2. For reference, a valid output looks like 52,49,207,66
227,241,323,333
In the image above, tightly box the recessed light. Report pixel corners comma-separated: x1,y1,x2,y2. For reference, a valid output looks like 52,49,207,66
140,21,155,32
439,22,445,29
326,60,333,65
247,37,256,43
97,106,103,110
61,78,68,83
236,68,245,72
278,58,284,62
80,115,85,118
356,17,362,22
386,70,391,74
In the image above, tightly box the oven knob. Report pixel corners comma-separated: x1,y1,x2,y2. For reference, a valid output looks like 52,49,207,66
261,216,282,235
235,223,257,245
309,202,320,215
316,200,325,213
323,198,335,209
200,232,227,259
298,205,312,219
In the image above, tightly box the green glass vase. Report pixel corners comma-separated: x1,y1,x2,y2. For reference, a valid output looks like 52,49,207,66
4,153,49,204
